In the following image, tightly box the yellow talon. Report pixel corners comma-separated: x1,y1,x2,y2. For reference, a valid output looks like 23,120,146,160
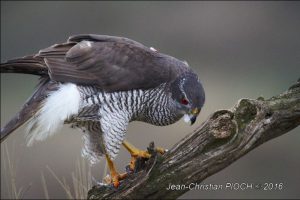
104,141,168,187
122,140,167,171
105,154,127,188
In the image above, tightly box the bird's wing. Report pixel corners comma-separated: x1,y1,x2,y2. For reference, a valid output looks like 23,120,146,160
37,34,189,92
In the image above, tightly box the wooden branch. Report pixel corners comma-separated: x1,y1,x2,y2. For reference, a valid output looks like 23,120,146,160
88,79,300,199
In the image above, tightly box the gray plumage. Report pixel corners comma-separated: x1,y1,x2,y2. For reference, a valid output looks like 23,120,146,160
0,34,205,163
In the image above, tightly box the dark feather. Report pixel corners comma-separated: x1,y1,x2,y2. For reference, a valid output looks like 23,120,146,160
1,34,190,92
38,34,190,92
0,55,47,75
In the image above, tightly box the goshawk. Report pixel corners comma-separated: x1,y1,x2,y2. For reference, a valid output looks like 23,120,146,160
0,34,205,187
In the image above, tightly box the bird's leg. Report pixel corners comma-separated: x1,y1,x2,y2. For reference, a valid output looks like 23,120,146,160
104,154,127,188
122,140,167,171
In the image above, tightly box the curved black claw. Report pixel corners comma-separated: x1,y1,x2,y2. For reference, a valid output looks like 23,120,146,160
125,165,134,174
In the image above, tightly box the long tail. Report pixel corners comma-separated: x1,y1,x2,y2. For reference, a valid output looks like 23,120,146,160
1,56,55,142
0,77,55,142
0,55,48,75
1,56,47,142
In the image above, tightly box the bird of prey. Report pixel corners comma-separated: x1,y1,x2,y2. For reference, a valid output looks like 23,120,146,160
0,34,205,187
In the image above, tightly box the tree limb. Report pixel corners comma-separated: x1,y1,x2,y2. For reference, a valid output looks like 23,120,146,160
88,79,300,199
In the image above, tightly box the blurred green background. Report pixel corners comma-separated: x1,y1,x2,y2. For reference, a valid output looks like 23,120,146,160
1,1,300,199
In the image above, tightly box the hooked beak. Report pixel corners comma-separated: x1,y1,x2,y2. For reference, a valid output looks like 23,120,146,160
183,108,200,125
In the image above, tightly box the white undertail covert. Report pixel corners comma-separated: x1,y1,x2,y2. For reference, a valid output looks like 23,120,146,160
26,83,81,146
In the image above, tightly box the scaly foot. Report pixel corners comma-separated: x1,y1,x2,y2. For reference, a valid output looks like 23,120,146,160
123,140,167,172
103,171,127,188
104,154,128,188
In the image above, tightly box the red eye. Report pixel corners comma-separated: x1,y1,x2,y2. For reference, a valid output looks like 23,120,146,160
181,98,189,105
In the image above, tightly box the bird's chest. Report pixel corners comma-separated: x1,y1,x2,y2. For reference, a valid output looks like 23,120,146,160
76,86,182,126
137,95,183,126
143,107,182,126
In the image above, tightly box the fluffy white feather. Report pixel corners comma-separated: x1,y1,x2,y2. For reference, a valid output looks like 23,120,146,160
26,83,81,146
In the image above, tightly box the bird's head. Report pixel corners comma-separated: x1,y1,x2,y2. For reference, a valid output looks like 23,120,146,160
170,72,205,125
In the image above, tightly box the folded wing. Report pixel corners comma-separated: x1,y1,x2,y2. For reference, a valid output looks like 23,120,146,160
37,34,188,92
